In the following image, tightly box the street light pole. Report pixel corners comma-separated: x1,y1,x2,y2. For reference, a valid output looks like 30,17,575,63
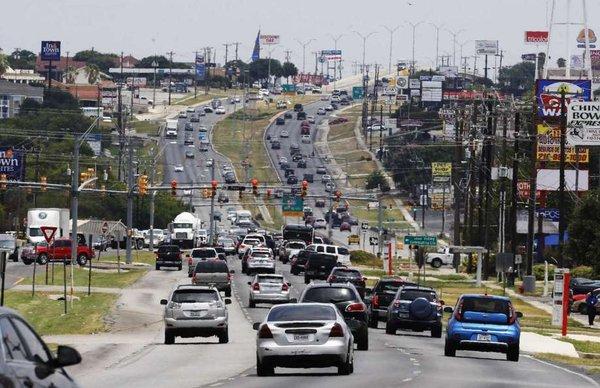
295,38,315,74
328,34,344,86
429,23,444,69
406,22,423,75
353,31,376,75
381,25,400,75
446,28,466,66
151,60,158,108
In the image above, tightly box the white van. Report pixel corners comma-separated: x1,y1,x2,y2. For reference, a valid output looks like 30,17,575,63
306,244,350,265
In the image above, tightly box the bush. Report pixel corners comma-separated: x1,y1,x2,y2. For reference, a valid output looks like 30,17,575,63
350,250,382,267
571,265,595,279
532,263,555,281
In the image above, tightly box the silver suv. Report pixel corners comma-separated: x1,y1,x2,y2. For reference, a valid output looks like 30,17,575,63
186,247,218,277
161,285,231,344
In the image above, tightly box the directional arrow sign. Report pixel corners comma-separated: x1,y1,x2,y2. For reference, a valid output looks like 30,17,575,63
361,222,369,230
403,235,437,246
40,226,57,244
369,236,379,246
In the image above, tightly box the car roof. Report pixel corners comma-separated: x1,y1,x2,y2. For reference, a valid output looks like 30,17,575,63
460,293,511,301
306,282,358,290
176,285,218,292
401,286,435,292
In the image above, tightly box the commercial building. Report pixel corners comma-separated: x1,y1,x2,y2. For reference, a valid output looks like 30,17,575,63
0,80,44,119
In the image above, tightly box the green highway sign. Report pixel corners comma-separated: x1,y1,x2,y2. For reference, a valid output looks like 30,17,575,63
282,194,304,216
282,84,296,92
352,86,364,99
404,235,438,246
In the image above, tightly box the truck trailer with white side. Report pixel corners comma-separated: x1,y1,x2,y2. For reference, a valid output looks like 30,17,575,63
168,212,203,248
26,208,70,244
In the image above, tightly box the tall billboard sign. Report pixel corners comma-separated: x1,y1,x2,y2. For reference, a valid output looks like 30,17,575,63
475,40,498,55
260,35,280,45
40,41,61,61
0,148,26,181
535,79,591,118
567,101,600,146
195,54,206,80
524,31,549,44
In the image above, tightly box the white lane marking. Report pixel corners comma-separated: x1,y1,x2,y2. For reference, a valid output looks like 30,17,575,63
525,355,600,387
402,378,412,383
209,383,222,387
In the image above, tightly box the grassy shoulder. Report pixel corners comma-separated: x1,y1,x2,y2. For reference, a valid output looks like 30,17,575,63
20,264,147,289
534,353,600,375
5,291,117,336
99,250,156,266
173,90,229,106
130,119,160,136
348,198,408,230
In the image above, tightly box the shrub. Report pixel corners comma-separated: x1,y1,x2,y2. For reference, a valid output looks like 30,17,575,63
532,263,555,281
571,265,595,279
350,250,382,267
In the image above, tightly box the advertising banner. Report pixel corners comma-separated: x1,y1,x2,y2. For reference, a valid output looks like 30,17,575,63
421,81,442,102
535,79,592,117
524,31,549,44
517,181,541,200
293,73,326,85
521,53,537,61
396,76,408,89
576,28,597,48
537,169,589,191
438,66,458,78
567,101,600,146
195,55,205,79
260,35,280,45
443,90,506,100
536,208,560,223
0,148,26,181
537,124,589,162
431,162,452,177
409,78,420,89
40,41,61,61
475,40,499,55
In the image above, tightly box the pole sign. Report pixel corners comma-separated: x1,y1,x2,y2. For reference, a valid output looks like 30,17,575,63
195,55,206,80
536,208,560,222
403,235,437,246
40,41,61,61
396,76,409,89
431,162,452,182
475,40,498,55
40,226,57,244
537,124,589,162
521,53,537,61
535,79,592,118
259,35,280,45
0,148,26,181
517,180,541,200
576,28,597,48
567,101,600,146
281,194,304,217
524,31,549,44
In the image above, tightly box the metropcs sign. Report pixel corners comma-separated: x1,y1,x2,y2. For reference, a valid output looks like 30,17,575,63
567,101,600,146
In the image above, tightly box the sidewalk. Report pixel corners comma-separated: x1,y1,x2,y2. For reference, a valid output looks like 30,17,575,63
521,332,580,357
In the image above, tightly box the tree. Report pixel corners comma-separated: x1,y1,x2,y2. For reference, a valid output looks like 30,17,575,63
365,170,390,191
248,58,282,82
498,61,535,96
7,49,36,69
567,190,600,273
557,57,566,68
73,50,119,73
137,55,170,68
84,64,101,84
282,62,298,83
0,54,9,77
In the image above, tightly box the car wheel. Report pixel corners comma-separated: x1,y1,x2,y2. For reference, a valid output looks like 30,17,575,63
155,264,160,270
385,321,396,335
225,288,231,297
249,300,255,308
178,265,182,271
291,267,299,276
164,330,175,345
357,328,369,350
188,271,193,278
338,348,353,375
368,314,378,328
507,344,519,362
136,239,144,250
431,324,442,338
578,303,588,315
444,339,456,357
38,254,49,265
304,275,310,284
256,354,274,376
22,259,32,266
431,258,442,268
218,329,229,344
76,254,88,266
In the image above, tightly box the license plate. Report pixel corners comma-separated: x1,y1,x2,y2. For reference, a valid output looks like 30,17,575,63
293,334,310,342
398,312,409,318
189,310,206,318
477,334,491,342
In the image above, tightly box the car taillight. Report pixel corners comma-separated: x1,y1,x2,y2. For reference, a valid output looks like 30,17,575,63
508,304,517,324
227,273,232,281
393,300,401,308
188,257,192,266
454,300,464,321
252,283,260,291
372,295,380,308
329,323,344,337
282,283,289,291
327,275,336,282
345,303,365,313
258,324,273,338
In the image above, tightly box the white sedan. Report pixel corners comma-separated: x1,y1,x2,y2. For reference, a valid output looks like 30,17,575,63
215,106,226,114
174,165,184,172
317,108,326,115
280,130,289,138
313,218,327,229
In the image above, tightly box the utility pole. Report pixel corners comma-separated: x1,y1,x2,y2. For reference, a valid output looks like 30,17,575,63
233,42,241,62
117,51,124,182
558,91,566,268
208,162,216,244
526,108,538,276
453,114,463,272
167,51,174,105
329,34,343,85
382,25,400,74
430,23,443,69
482,99,495,279
223,43,230,65
284,50,292,63
126,139,134,264
510,112,520,256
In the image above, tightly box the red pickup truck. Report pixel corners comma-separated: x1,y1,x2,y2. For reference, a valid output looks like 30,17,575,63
37,238,94,266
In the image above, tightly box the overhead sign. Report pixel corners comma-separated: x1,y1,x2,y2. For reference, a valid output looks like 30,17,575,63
396,76,408,89
536,79,592,117
537,123,589,162
0,148,26,181
40,41,61,61
475,40,499,55
260,34,280,45
567,101,600,146
195,55,206,80
282,194,304,216
404,235,437,246
40,226,57,243
576,28,597,48
352,86,364,99
524,31,549,44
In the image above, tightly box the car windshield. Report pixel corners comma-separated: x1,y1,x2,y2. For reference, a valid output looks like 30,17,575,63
377,281,410,293
28,227,43,237
172,223,192,228
267,305,336,322
399,289,437,302
172,290,219,303
462,297,510,315
302,287,356,303
333,269,361,278
257,276,283,284
192,249,216,258
245,239,260,246
158,246,180,253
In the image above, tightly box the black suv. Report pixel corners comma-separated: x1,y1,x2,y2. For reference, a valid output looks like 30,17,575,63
155,245,183,270
290,249,310,275
366,278,416,328
385,286,442,338
327,267,367,298
304,252,338,284
298,283,369,350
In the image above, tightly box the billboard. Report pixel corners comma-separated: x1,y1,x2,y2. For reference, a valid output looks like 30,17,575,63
524,31,549,44
195,55,205,79
40,41,61,61
567,101,600,146
438,66,458,78
535,79,592,117
521,53,536,61
431,162,451,183
475,40,498,55
421,81,442,102
576,28,597,48
537,124,589,162
0,148,26,181
537,169,589,191
293,73,326,85
396,76,408,89
517,181,541,200
260,35,280,45
409,78,420,89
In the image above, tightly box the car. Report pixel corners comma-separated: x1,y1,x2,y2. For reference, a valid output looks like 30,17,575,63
279,240,307,264
278,156,288,165
307,115,316,124
384,286,443,338
287,175,298,184
320,95,330,101
316,166,327,174
366,278,416,327
246,250,276,275
190,115,199,122
325,105,334,111
184,122,193,131
293,103,303,112
325,182,335,193
186,106,196,113
218,193,229,203
289,143,300,154
254,303,354,376
328,267,367,298
248,274,291,307
191,259,233,297
182,189,192,197
155,244,182,270
331,102,339,110
184,136,194,145
315,199,326,208
284,168,295,178
275,117,285,125
572,287,600,314
301,134,311,144
289,249,310,275
305,244,350,265
224,173,236,183
317,108,326,115
178,111,188,118
297,159,307,168
271,140,281,149
570,278,600,295
339,222,351,232
297,111,307,120
303,252,339,283
292,153,303,162
215,106,226,114
444,294,522,361
0,307,82,386
161,285,231,344
185,150,195,159
198,125,208,132
300,125,310,135
206,158,214,167
280,129,289,138
298,283,369,351
174,165,184,172
204,106,214,113
284,112,293,119
198,110,206,117
186,247,219,276
199,144,209,152
313,218,327,229
218,237,237,255
276,101,287,109
330,117,349,125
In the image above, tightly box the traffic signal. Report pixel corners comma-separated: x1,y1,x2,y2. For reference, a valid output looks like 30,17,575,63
40,176,47,192
137,174,148,196
171,180,177,196
301,180,308,198
79,171,89,185
251,178,259,196
211,180,218,197
203,189,210,198
0,174,6,190
100,184,106,197
266,189,272,200
334,190,342,202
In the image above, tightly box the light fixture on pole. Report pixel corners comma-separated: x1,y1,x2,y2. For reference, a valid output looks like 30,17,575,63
429,23,444,69
295,38,315,74
445,28,466,66
405,21,423,75
352,31,377,75
381,25,401,75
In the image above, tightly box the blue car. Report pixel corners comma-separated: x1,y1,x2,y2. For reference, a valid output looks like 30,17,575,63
444,294,522,362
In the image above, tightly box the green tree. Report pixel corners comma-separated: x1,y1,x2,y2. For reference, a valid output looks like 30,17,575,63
567,190,600,273
0,54,9,77
73,50,119,73
365,170,390,191
7,49,36,69
498,61,535,96
84,64,101,84
282,62,298,83
248,58,282,82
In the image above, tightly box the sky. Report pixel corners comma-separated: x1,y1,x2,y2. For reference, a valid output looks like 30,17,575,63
1,0,598,75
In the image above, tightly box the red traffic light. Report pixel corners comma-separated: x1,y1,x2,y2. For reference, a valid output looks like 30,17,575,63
211,179,218,189
170,180,177,196
251,178,258,187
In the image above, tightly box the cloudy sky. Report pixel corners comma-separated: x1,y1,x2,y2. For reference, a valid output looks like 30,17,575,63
2,0,598,74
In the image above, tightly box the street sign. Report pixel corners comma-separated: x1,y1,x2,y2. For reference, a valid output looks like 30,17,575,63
369,236,379,246
403,235,437,246
396,76,408,89
282,194,304,217
352,86,364,100
40,226,57,244
101,221,109,235
361,222,369,230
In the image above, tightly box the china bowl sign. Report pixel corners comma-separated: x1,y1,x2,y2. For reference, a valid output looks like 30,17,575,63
536,79,591,117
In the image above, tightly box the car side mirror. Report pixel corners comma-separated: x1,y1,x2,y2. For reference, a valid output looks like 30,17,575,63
53,345,82,368
439,300,445,306
289,298,297,304
224,298,232,305
229,270,235,274
247,281,252,285
252,322,261,330
443,306,454,314
160,299,168,305
516,311,523,318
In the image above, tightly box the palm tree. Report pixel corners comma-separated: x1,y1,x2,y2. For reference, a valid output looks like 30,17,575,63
85,64,100,84
64,65,76,84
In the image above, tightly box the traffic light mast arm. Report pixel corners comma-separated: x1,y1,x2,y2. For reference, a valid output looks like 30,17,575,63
79,176,99,191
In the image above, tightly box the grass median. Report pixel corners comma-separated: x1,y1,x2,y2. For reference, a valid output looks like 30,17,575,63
20,263,147,289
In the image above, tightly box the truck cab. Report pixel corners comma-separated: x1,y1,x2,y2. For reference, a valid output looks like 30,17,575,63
425,247,454,268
